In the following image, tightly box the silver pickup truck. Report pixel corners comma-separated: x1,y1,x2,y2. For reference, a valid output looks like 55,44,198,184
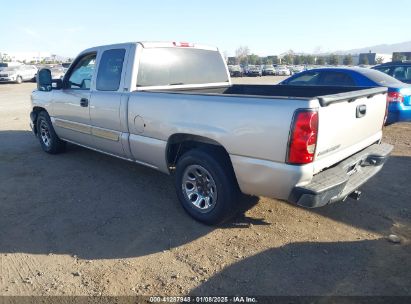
31,41,393,224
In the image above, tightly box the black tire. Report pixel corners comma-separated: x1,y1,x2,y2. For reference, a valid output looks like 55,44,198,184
36,111,66,154
16,76,22,84
175,148,240,225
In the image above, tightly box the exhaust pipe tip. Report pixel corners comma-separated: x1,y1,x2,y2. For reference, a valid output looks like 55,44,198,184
349,190,362,201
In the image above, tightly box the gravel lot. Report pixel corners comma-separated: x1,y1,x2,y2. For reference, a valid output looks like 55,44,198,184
0,78,410,296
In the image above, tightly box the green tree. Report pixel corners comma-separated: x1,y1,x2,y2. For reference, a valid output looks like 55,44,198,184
375,57,384,64
247,54,259,65
267,56,279,64
316,57,325,65
235,46,250,65
328,54,339,65
282,54,293,65
239,57,248,65
303,55,315,65
264,58,273,65
343,54,353,66
293,56,302,65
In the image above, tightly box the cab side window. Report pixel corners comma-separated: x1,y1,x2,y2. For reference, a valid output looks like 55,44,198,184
67,53,96,90
96,49,126,91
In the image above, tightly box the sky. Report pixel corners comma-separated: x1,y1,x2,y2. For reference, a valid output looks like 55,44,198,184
1,0,410,58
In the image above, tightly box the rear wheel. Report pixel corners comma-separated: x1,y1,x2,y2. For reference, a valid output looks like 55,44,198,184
36,111,66,154
175,149,239,225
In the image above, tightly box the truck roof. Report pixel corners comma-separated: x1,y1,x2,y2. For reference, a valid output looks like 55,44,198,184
80,41,219,54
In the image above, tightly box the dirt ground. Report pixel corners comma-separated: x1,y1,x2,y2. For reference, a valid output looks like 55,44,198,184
0,78,410,296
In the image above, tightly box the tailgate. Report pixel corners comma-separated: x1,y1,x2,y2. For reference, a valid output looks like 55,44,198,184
313,87,387,174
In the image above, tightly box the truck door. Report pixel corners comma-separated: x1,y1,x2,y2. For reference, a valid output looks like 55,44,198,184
51,52,96,146
89,47,130,157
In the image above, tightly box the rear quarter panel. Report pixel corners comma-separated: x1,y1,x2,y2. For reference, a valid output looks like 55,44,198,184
127,92,314,163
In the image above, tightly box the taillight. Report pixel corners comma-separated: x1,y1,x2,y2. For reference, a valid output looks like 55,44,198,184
387,92,403,103
287,110,319,164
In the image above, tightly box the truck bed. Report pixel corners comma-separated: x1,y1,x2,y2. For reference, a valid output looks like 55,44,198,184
151,84,386,106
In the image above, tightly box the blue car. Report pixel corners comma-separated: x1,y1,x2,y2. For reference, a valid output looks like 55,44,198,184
279,67,411,124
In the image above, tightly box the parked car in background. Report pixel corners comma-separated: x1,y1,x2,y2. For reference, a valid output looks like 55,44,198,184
61,62,71,69
246,65,262,77
228,65,244,77
276,65,291,76
262,65,276,76
50,66,67,80
372,61,411,84
0,64,37,84
290,65,305,75
0,62,22,71
280,67,411,124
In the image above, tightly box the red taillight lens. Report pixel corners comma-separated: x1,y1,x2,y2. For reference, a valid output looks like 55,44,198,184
287,110,319,164
387,92,403,103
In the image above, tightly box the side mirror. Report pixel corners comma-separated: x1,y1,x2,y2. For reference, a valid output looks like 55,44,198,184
37,69,52,92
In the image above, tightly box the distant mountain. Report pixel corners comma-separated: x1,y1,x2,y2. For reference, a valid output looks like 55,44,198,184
334,40,411,55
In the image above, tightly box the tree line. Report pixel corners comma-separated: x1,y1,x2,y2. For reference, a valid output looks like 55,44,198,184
229,46,385,66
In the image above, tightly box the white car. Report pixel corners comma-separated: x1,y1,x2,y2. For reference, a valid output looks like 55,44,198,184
276,65,291,76
50,66,67,80
291,65,305,74
0,65,37,84
0,62,22,71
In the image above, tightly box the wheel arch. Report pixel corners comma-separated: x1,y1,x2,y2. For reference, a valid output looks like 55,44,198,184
166,133,235,174
30,106,48,134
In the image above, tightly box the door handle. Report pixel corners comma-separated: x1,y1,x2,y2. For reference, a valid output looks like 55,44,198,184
80,98,89,107
356,104,366,118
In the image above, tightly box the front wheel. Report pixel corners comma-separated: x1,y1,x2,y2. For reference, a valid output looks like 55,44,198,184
36,111,66,154
16,76,23,84
175,149,239,225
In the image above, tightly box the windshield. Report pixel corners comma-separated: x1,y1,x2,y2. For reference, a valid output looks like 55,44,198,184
1,67,18,72
137,47,229,87
361,69,403,86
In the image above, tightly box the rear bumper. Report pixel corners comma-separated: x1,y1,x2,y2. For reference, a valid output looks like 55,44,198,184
288,142,393,208
386,103,411,124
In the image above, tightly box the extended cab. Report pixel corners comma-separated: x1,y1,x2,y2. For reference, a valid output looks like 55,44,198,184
31,41,393,224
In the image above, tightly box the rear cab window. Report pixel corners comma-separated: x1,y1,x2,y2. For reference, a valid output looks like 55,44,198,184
136,47,229,88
